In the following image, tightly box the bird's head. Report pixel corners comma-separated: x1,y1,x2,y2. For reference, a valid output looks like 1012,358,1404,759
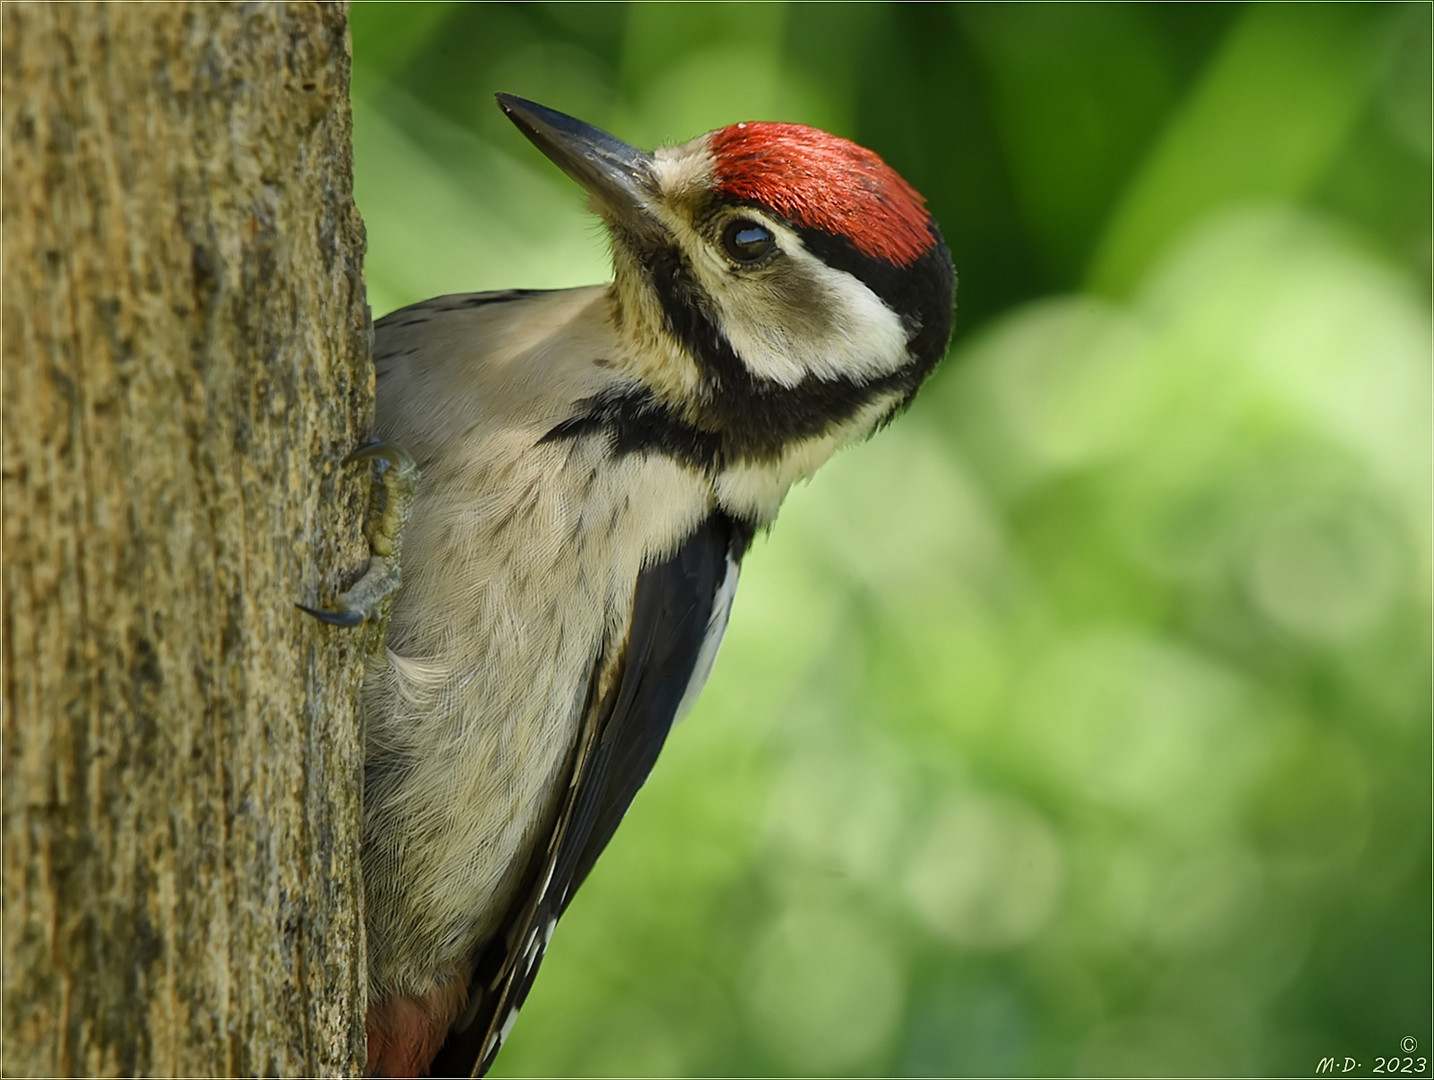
497,94,955,495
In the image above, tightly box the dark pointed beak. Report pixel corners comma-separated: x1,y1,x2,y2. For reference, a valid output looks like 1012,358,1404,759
496,94,657,229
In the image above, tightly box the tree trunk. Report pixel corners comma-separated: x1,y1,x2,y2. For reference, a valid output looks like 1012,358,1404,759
3,3,371,1074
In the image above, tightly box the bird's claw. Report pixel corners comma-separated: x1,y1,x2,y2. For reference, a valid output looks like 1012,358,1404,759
295,602,366,628
299,440,420,628
343,440,416,470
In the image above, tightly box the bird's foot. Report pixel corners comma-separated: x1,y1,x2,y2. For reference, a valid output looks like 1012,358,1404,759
299,440,420,627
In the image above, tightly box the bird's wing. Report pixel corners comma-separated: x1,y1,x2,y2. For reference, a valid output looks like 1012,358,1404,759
427,511,752,1079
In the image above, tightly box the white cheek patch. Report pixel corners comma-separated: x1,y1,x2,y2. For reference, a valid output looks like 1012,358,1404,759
707,229,911,388
646,148,911,390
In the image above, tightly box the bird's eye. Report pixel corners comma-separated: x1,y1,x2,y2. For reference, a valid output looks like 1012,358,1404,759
721,219,776,264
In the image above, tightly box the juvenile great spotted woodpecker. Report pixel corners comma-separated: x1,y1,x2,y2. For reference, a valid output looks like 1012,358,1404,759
316,94,955,1077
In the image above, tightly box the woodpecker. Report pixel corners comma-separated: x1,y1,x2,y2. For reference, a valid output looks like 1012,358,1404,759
329,94,955,1078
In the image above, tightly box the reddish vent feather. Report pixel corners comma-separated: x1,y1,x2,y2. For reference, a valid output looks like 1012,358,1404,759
709,122,934,267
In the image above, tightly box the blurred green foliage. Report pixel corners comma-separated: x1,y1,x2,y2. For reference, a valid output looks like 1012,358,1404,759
349,4,1430,1076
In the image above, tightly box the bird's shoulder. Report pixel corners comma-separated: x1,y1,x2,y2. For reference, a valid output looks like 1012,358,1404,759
372,286,623,456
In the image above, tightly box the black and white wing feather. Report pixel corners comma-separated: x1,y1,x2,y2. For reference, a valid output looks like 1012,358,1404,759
428,511,751,1078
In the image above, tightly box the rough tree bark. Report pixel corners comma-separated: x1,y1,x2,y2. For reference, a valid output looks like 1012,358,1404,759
3,4,372,1075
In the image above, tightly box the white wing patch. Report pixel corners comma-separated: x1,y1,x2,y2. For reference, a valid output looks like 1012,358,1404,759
674,548,740,723
477,913,557,1067
499,1006,521,1044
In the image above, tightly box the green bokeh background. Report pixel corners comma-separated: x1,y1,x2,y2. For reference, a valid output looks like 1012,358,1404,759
348,4,1431,1076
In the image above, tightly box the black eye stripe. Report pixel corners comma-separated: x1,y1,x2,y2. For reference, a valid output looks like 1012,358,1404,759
720,219,776,264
